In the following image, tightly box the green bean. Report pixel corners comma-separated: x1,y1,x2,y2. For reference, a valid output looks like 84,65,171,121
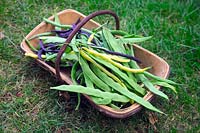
43,18,98,37
51,85,130,103
90,63,125,91
144,71,178,85
102,27,126,53
71,61,81,110
103,29,141,82
105,30,141,80
28,32,53,40
99,31,110,49
45,51,78,62
25,38,38,51
123,48,138,82
90,45,131,63
109,103,120,110
129,46,169,100
71,61,79,85
84,74,94,88
80,50,125,87
123,34,144,38
54,13,61,31
91,97,112,105
93,21,109,33
62,51,78,61
104,54,130,63
84,69,104,104
102,29,143,81
79,56,111,92
39,36,66,44
83,71,113,105
69,37,79,52
45,53,57,61
116,36,152,45
123,62,137,82
83,47,150,73
90,64,163,114
152,81,177,93
90,55,146,95
110,30,129,36
43,18,74,29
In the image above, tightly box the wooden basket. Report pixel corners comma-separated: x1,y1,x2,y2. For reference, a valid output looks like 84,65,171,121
20,9,170,118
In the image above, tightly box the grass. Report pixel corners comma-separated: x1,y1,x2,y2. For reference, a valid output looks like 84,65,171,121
0,0,200,132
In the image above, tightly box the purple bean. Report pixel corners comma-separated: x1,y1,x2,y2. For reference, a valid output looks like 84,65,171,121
37,49,43,59
90,46,142,63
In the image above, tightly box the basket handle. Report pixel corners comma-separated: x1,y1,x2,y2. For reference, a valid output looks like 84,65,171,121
55,10,120,80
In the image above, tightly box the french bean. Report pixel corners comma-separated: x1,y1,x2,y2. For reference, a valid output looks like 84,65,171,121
79,56,111,92
110,30,129,36
80,50,125,87
99,31,110,49
83,70,113,105
90,64,163,114
54,13,62,31
25,53,46,59
123,34,144,38
152,81,177,93
87,33,95,44
83,47,150,73
144,71,178,85
28,32,53,40
129,46,169,100
116,36,152,45
25,38,38,51
103,54,130,63
71,61,81,110
102,27,126,53
84,73,94,88
43,18,98,37
71,61,79,85
51,85,130,103
90,45,141,63
91,97,112,105
90,55,146,95
123,62,137,82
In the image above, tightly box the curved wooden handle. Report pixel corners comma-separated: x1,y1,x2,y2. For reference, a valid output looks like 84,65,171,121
55,10,120,80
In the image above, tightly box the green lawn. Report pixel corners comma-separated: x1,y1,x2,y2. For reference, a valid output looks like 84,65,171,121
1,0,200,132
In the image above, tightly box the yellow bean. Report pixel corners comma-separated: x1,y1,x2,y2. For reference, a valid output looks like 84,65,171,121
82,47,150,73
87,33,95,44
104,54,130,63
25,53,46,59
80,50,126,87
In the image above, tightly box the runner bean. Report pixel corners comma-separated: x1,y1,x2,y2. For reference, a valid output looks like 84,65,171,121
90,63,164,114
51,85,130,103
79,56,111,92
